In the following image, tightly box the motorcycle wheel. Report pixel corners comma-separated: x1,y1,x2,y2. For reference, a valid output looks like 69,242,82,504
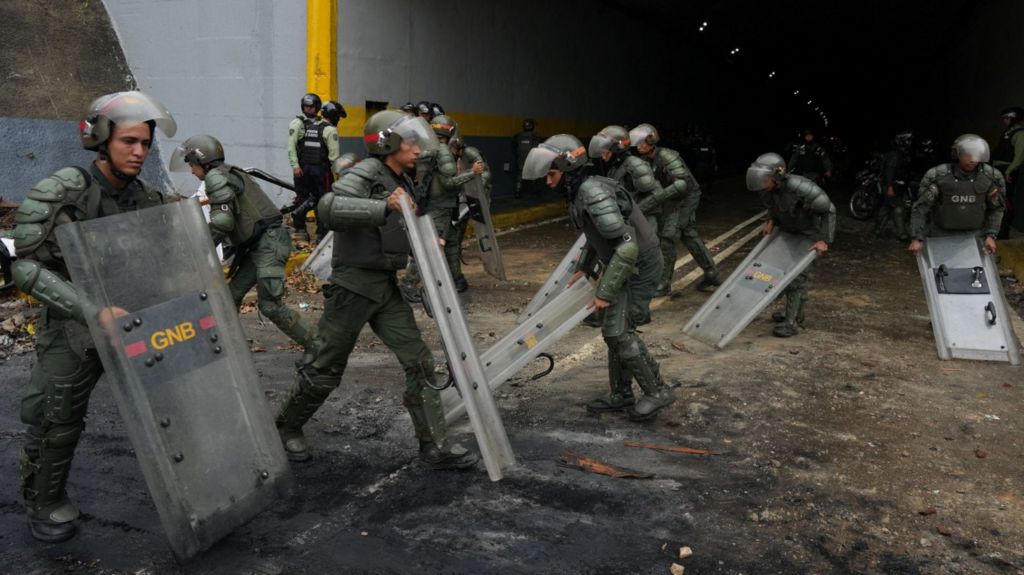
849,186,877,220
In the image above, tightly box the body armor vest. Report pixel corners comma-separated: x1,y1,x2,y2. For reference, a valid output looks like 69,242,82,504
219,165,283,245
932,165,990,231
993,124,1023,165
570,177,657,263
298,117,329,166
332,161,412,271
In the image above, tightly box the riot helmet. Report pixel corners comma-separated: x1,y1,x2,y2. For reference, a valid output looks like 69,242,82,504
321,101,347,125
430,114,458,141
169,134,225,172
894,129,913,148
301,93,322,115
363,110,440,156
430,102,445,119
588,125,631,158
416,100,432,117
951,134,990,163
400,102,417,115
629,123,660,148
1000,106,1024,122
522,134,588,180
523,118,536,132
746,153,787,191
449,136,466,156
80,91,177,151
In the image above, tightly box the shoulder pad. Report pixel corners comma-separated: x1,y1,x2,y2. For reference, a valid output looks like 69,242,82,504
336,158,385,198
579,177,627,237
26,167,91,203
435,146,457,176
464,146,483,163
656,147,686,174
656,147,682,164
14,198,55,224
787,176,832,212
204,167,236,204
931,164,951,178
623,155,658,193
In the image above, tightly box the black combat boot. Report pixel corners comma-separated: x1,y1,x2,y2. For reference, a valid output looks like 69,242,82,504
419,442,479,470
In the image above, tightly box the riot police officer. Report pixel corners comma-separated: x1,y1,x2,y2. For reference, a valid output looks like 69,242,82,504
523,134,676,421
274,110,478,469
588,125,664,324
788,128,833,184
287,93,342,240
170,135,314,349
401,114,481,298
450,136,493,289
511,118,543,198
994,107,1024,236
874,130,914,240
11,92,177,542
909,134,1005,256
746,153,836,337
629,123,721,295
320,100,346,178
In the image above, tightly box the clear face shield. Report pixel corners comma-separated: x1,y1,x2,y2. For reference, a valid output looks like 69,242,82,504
96,91,177,139
390,115,440,153
522,145,560,180
746,164,775,191
628,126,654,149
588,133,617,158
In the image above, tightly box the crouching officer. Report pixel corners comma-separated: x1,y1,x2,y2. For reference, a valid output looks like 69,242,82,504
909,134,1005,256
746,153,836,337
170,135,313,348
524,134,676,421
11,91,176,542
274,110,479,469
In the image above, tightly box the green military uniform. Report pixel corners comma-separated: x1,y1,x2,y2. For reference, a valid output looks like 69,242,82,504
993,120,1024,233
788,140,832,181
644,146,718,291
204,163,312,347
402,144,476,294
453,145,491,284
12,163,164,534
604,154,664,324
760,174,836,330
910,163,1005,241
275,157,473,466
571,175,675,420
874,145,913,240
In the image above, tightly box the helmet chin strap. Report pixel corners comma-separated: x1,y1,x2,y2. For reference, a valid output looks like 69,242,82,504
97,147,137,185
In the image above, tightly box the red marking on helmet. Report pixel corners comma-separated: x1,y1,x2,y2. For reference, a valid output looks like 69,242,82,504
364,133,381,143
124,340,147,358
79,120,88,133
570,146,586,158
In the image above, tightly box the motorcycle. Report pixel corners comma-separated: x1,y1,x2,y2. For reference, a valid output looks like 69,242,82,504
848,167,882,220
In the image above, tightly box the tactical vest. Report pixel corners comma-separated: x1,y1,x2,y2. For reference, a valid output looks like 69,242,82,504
570,177,656,264
216,165,283,245
298,117,329,166
515,131,541,169
331,161,412,271
993,124,1023,165
932,165,990,231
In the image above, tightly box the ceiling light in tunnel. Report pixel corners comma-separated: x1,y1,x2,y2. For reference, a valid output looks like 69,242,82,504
806,100,813,105
768,71,776,78
793,90,800,95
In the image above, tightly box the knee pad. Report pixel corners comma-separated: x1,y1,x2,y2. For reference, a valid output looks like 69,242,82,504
42,363,100,425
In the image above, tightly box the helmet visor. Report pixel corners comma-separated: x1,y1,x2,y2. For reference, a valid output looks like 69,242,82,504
628,126,654,148
168,144,192,172
391,116,440,152
588,133,616,158
746,165,775,191
956,136,990,162
96,92,177,138
522,145,560,180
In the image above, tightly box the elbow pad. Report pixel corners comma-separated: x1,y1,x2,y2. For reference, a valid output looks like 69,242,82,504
317,192,388,232
12,259,96,323
595,240,639,301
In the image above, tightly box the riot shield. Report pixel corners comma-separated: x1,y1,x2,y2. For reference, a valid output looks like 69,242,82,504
56,200,291,559
463,177,506,280
916,235,1020,364
683,230,817,349
399,194,515,481
517,233,588,324
301,230,334,281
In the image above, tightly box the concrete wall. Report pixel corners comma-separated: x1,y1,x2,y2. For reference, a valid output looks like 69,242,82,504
103,0,306,200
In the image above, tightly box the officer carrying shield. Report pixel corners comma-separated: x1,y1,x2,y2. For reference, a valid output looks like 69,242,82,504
274,110,479,470
170,135,314,349
523,135,677,421
746,153,836,337
909,134,1005,256
11,92,176,542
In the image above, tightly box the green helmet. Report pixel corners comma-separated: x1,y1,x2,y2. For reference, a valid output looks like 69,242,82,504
363,110,440,155
79,91,177,151
522,134,588,180
169,134,225,171
746,153,787,191
588,125,630,158
430,114,458,140
628,123,660,148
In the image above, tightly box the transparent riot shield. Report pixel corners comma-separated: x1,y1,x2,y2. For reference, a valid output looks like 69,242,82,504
517,233,588,324
683,230,817,348
301,230,334,281
399,194,515,481
916,235,1021,364
56,200,291,559
463,177,506,280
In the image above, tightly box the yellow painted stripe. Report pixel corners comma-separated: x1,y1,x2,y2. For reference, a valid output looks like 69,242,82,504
306,0,337,102
334,105,602,140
